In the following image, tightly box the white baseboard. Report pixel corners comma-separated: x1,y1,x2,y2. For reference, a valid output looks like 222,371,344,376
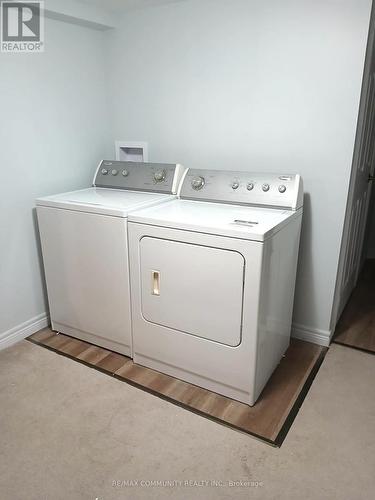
291,322,331,347
0,313,49,351
0,314,331,350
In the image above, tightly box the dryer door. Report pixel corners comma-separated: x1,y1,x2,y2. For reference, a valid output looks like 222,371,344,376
140,237,245,346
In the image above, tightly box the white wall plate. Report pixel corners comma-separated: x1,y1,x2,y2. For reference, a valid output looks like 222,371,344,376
115,141,148,162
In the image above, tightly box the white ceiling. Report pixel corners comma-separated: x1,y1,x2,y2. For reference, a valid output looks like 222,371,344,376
76,0,186,13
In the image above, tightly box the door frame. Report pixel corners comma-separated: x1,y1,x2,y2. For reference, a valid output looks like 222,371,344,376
331,4,375,330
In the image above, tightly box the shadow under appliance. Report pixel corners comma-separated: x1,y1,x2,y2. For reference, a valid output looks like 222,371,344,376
128,169,303,405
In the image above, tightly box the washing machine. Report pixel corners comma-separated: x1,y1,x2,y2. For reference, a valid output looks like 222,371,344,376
128,169,303,405
36,160,186,356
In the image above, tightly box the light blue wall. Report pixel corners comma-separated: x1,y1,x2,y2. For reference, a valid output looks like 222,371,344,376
1,0,372,347
0,17,112,338
106,0,372,343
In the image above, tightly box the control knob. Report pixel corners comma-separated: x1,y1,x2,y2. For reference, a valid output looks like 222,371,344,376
154,169,166,182
101,168,108,175
191,176,205,190
262,183,270,192
111,169,118,176
232,181,239,190
122,169,129,177
278,185,287,193
247,182,254,191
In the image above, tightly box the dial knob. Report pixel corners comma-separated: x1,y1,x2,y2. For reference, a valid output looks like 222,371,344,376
122,169,129,177
111,169,118,176
247,182,254,191
191,176,205,190
101,168,108,175
278,185,287,193
154,169,166,182
232,181,239,190
262,183,270,192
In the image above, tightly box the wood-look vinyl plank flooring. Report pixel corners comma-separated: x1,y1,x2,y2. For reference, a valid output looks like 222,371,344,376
28,328,325,446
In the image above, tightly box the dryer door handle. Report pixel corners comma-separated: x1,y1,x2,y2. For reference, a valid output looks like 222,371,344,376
151,270,160,296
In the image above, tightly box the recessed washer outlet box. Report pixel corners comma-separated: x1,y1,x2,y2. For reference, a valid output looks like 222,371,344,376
115,141,148,162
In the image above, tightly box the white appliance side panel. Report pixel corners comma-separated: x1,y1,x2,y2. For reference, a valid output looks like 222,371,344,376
254,213,303,398
37,207,132,352
129,223,263,404
140,237,244,346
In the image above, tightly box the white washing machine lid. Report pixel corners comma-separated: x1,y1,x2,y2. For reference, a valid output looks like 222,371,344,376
36,188,175,217
128,199,302,241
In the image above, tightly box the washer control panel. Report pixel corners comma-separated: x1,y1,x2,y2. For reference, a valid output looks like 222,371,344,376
180,169,303,210
94,161,186,194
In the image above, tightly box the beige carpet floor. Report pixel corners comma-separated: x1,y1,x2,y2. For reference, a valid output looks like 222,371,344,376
0,340,374,500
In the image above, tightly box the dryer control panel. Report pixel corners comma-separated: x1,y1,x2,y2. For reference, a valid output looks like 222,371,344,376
94,160,186,194
180,169,303,210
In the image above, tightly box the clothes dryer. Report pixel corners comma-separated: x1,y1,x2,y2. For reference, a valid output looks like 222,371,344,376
128,169,303,404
